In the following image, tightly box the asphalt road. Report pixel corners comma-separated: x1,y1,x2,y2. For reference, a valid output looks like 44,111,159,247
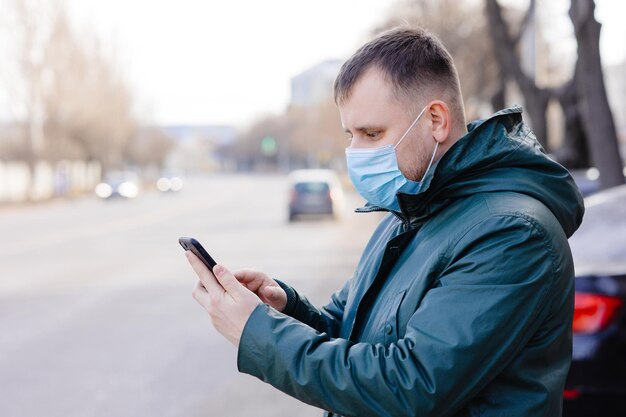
0,173,383,417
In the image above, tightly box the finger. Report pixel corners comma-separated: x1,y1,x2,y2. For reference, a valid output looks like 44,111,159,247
192,280,210,307
263,286,280,300
262,285,287,311
232,269,259,283
232,270,265,293
264,285,287,302
213,264,248,298
185,251,224,295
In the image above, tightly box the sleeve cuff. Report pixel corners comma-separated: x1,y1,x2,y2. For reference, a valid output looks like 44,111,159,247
274,279,298,316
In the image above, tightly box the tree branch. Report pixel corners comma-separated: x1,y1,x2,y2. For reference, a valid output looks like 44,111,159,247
511,0,536,45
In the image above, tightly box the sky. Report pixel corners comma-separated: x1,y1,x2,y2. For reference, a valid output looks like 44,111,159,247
1,0,625,128
65,0,394,127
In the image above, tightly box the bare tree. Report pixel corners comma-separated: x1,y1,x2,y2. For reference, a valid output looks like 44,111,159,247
485,0,551,148
42,7,136,169
569,0,624,188
125,127,174,170
230,96,348,173
5,0,138,171
8,0,54,161
486,0,623,189
553,76,590,169
377,0,501,121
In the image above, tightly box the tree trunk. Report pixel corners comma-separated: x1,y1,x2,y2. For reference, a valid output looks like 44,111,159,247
522,88,550,150
570,0,625,189
490,73,506,112
553,78,590,169
485,0,549,149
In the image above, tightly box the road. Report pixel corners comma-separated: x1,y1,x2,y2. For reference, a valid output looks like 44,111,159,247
0,173,383,417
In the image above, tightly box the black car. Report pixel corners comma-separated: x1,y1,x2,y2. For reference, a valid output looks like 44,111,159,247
564,184,626,416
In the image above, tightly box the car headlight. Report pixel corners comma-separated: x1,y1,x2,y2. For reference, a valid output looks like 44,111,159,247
156,177,171,192
170,177,183,191
95,183,113,199
118,181,139,198
585,168,600,181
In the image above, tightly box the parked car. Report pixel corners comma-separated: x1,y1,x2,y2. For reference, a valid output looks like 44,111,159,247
564,184,626,416
95,171,141,200
287,169,345,221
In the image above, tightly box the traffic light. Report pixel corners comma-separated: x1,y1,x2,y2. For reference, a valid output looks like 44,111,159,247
260,136,277,156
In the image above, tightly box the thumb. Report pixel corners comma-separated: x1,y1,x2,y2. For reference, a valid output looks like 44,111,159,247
262,285,287,312
263,286,281,300
213,264,247,297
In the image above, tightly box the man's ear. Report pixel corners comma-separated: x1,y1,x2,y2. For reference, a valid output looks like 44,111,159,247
428,101,451,144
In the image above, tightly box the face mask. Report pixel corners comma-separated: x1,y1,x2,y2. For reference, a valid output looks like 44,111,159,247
345,106,439,212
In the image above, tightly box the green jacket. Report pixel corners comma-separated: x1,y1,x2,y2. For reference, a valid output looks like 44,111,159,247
238,107,585,417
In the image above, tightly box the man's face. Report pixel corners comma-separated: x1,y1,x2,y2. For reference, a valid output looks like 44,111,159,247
338,66,435,182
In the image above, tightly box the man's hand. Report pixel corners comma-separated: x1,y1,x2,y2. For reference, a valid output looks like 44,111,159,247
186,252,261,347
232,269,288,312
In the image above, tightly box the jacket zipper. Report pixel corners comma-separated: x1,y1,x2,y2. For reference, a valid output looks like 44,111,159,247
355,205,411,231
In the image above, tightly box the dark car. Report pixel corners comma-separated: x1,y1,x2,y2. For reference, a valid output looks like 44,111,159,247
287,169,345,222
564,184,626,416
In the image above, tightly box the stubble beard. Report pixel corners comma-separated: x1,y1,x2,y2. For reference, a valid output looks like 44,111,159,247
400,133,433,182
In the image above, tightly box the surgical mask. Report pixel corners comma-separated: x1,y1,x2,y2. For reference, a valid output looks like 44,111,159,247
345,106,439,212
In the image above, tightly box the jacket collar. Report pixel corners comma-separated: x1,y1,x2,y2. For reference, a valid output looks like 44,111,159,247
356,105,584,237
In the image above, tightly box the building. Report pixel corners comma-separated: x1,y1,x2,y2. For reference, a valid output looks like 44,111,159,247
290,59,343,107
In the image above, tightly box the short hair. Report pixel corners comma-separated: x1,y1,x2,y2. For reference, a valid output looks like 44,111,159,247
334,27,464,118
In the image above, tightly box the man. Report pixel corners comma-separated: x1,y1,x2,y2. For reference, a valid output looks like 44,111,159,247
184,27,584,416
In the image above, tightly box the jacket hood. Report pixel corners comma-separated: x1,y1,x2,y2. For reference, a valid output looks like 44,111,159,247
395,106,584,238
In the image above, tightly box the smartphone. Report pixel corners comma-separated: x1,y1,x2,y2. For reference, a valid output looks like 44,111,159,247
178,237,217,271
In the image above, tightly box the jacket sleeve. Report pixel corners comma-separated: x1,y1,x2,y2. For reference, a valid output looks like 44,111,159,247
237,215,562,417
274,278,349,337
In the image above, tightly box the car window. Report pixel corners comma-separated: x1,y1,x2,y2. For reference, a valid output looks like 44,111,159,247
295,182,330,194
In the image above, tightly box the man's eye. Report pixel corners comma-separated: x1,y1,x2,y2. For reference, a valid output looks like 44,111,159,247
366,131,378,138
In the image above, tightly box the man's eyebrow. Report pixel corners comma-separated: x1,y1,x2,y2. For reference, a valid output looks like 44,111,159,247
343,125,382,133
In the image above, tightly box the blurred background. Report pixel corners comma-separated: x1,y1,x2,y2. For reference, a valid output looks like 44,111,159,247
0,0,624,416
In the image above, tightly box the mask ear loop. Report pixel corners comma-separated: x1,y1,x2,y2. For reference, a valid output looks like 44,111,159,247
394,106,428,150
423,141,439,178
417,141,439,192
